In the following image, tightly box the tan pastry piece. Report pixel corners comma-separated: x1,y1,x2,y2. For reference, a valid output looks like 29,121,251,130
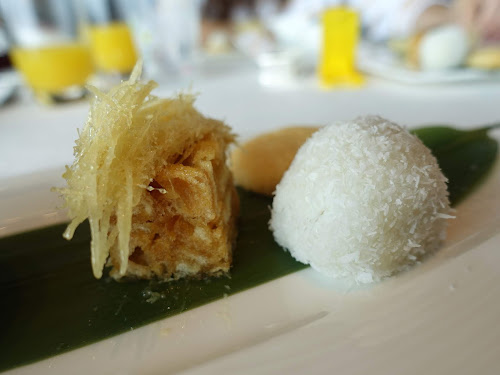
231,126,320,195
467,46,500,69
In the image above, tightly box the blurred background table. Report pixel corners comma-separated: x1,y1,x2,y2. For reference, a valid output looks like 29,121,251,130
1,60,499,181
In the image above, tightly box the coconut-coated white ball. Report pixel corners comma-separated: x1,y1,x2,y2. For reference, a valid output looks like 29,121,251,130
269,116,452,284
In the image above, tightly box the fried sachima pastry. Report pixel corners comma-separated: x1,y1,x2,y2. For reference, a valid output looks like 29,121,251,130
58,63,238,280
118,131,239,280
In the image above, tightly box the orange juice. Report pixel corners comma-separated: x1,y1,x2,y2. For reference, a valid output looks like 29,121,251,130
88,22,137,73
11,44,93,92
319,7,363,86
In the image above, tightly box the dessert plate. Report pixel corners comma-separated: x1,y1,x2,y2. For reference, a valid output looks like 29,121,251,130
1,69,500,374
1,148,499,374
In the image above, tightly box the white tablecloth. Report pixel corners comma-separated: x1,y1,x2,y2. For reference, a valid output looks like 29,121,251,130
1,66,499,180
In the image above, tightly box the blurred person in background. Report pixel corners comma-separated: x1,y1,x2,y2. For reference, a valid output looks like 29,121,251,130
271,0,500,42
201,0,287,54
453,0,500,42
201,0,500,48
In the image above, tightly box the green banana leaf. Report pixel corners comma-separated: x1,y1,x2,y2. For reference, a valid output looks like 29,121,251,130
411,123,499,205
0,124,498,371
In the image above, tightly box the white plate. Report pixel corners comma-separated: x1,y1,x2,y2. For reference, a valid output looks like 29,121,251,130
1,145,500,375
1,69,500,374
358,43,500,84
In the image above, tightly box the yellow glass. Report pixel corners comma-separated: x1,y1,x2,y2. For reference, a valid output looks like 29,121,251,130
11,44,93,92
88,22,137,74
319,7,363,86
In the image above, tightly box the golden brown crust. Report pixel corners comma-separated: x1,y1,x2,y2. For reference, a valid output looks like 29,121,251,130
110,132,238,280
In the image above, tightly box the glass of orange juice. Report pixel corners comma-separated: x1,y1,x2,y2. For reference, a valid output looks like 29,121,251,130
82,0,138,76
0,0,94,103
319,7,364,87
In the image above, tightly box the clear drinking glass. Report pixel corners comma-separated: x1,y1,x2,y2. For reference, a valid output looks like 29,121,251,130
82,0,138,75
126,0,201,83
0,0,94,103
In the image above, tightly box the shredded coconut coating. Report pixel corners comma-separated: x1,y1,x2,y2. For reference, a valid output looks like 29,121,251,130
270,116,452,284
